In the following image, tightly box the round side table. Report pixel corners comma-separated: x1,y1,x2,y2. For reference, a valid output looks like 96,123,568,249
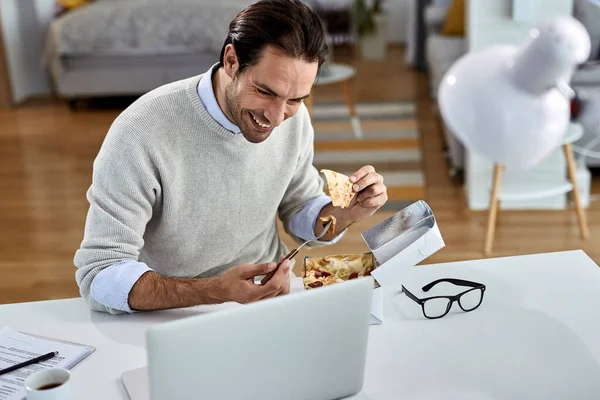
307,63,363,139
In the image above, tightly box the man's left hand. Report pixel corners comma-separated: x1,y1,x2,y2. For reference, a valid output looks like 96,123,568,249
344,165,388,221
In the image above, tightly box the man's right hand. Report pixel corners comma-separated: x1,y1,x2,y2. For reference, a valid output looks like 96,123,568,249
217,259,291,304
128,258,291,311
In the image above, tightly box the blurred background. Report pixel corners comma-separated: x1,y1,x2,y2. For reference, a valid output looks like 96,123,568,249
1,0,599,305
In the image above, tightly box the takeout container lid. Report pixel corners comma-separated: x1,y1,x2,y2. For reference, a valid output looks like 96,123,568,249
360,200,445,287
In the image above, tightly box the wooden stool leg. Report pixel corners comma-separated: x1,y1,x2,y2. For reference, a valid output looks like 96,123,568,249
484,164,504,256
563,143,589,240
305,93,313,119
340,80,363,139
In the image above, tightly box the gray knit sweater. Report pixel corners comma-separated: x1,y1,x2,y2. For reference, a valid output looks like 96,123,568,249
74,74,328,312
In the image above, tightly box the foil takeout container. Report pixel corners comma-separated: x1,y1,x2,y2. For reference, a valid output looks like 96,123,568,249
302,252,379,289
361,200,445,287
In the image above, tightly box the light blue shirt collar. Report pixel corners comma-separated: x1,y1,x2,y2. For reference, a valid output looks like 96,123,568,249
197,64,241,134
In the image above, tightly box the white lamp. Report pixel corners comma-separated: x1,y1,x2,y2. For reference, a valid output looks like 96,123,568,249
437,15,591,170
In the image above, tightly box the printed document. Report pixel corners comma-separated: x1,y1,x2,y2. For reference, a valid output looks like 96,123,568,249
0,327,94,400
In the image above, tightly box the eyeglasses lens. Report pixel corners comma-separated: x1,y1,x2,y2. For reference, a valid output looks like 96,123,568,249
423,298,451,318
458,288,483,311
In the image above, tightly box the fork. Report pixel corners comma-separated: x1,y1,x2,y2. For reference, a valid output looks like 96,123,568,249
260,220,333,285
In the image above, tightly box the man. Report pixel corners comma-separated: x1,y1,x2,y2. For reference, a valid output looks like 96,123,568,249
74,0,388,314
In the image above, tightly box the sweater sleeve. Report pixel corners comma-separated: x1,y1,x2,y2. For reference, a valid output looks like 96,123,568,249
277,105,339,249
73,121,161,314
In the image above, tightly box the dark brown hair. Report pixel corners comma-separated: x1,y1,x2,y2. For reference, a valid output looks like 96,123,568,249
219,0,329,74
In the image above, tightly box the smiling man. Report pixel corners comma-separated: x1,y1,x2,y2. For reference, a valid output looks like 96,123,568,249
74,0,388,314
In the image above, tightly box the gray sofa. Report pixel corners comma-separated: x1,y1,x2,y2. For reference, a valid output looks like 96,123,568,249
47,52,219,104
425,0,600,171
44,0,249,105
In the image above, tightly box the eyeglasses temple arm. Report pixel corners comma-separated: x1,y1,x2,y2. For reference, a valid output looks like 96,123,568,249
422,278,485,292
401,285,422,304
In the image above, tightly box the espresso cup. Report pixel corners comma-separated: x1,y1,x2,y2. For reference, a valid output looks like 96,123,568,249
24,368,73,400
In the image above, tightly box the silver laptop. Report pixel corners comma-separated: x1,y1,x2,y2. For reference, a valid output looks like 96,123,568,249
122,277,374,400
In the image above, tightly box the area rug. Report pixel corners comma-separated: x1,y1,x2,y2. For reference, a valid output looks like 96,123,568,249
311,101,425,210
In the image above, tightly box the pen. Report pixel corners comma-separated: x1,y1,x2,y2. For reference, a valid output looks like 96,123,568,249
0,351,58,376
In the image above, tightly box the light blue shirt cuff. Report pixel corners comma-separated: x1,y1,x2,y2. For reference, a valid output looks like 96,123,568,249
90,260,153,313
289,195,347,244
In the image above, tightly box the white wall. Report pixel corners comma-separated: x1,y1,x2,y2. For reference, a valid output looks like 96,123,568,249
468,0,575,52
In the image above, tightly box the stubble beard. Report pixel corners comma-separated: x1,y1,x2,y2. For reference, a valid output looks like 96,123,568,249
223,81,268,144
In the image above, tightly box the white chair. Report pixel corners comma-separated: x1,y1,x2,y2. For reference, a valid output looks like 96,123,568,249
484,124,589,255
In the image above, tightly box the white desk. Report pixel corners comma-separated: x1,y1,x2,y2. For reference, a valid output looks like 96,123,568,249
2,250,600,399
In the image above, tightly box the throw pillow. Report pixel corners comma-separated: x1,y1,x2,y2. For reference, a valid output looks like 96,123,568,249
55,0,93,17
57,0,91,8
442,0,465,36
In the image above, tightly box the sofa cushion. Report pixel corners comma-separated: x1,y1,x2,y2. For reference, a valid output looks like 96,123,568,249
426,35,465,73
424,5,449,34
47,0,246,56
426,33,465,97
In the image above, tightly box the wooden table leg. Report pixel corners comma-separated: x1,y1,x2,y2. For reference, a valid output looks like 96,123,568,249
484,164,504,256
564,143,589,240
340,79,363,139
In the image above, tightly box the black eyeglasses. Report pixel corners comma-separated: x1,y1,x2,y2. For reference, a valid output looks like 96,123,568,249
401,278,486,319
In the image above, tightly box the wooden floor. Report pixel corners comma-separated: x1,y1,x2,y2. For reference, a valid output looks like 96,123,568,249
1,46,599,305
